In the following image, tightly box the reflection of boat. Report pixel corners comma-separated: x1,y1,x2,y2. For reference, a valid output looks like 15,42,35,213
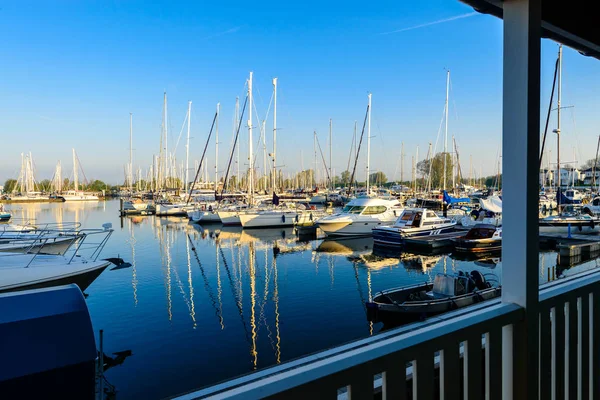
372,208,456,246
348,253,399,270
315,198,403,237
452,225,502,253
366,271,501,323
451,251,501,263
400,254,442,272
315,237,373,256
474,258,500,269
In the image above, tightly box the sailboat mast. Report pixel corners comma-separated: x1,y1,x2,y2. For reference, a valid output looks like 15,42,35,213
366,93,372,195
72,148,78,191
329,118,332,191
248,72,254,204
272,78,278,192
314,131,317,188
185,101,192,194
215,102,220,192
401,141,404,184
129,112,133,193
164,92,169,188
235,97,240,191
556,45,562,191
452,135,456,190
443,70,450,191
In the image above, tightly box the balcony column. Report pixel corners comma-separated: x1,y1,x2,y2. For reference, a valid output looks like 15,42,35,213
501,0,541,399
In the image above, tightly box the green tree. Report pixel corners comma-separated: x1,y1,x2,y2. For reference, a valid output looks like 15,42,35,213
63,178,71,191
87,180,108,192
340,170,351,185
415,152,454,189
37,179,52,192
369,171,387,185
3,179,17,193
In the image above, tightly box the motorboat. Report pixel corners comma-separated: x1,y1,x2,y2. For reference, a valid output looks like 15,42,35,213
0,204,10,221
582,196,600,217
365,270,500,324
539,194,557,212
155,202,195,217
372,208,456,246
539,206,600,234
119,199,156,216
315,197,403,237
239,209,299,228
452,224,502,253
61,190,99,201
0,223,116,293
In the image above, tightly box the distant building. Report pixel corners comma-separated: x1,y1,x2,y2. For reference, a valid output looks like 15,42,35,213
539,167,582,187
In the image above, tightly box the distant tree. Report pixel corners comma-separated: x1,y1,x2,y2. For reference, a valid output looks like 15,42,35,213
87,180,108,192
369,171,387,185
3,179,17,193
484,175,502,189
415,152,453,189
340,170,351,185
37,179,52,192
63,178,71,191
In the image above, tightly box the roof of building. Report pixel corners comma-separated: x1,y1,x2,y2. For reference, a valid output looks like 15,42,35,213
460,0,600,59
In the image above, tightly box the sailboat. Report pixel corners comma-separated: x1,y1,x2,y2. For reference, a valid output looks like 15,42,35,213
62,149,99,201
539,45,600,234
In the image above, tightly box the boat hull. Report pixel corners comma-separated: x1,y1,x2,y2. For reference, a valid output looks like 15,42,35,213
539,219,600,234
452,238,502,253
0,258,110,293
239,211,298,229
218,211,241,226
372,225,456,246
0,236,78,255
316,220,392,237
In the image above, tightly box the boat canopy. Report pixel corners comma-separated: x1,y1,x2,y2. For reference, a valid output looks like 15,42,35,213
443,190,470,205
479,196,502,213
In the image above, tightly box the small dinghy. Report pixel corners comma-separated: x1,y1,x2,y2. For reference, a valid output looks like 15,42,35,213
366,270,500,324
452,224,502,253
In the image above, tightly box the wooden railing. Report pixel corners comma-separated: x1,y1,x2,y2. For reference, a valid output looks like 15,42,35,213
174,269,600,399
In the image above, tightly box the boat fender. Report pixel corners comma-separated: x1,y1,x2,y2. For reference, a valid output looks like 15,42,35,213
282,215,286,223
579,224,583,232
592,219,596,229
295,214,299,223
309,213,313,221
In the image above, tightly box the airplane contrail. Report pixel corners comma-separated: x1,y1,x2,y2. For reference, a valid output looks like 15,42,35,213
380,12,478,35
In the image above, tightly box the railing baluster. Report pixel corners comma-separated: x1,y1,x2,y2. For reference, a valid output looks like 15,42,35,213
580,295,589,400
382,363,406,400
465,334,483,400
440,345,460,400
568,300,578,399
593,292,600,399
539,307,552,400
487,328,502,400
554,305,566,400
414,354,434,399
347,367,373,400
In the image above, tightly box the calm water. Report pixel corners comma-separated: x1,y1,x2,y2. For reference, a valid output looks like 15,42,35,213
6,200,600,399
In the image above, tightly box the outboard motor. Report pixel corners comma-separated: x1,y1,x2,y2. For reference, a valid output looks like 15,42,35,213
470,270,487,290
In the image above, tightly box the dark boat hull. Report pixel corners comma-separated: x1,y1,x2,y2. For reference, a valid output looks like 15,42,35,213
452,238,502,253
366,286,501,324
372,226,456,247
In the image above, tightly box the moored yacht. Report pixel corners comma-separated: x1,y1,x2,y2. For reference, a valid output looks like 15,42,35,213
539,206,600,234
452,224,502,253
238,209,299,228
315,197,403,237
372,208,456,246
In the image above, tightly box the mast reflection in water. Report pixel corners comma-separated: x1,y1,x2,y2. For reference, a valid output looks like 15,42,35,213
17,200,600,399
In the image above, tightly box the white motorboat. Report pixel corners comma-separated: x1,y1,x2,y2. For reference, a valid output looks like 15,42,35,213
120,199,156,215
0,254,111,293
315,197,403,237
539,194,557,211
0,223,116,293
61,191,99,201
372,208,456,246
155,202,195,217
539,207,600,234
238,209,299,228
189,210,221,223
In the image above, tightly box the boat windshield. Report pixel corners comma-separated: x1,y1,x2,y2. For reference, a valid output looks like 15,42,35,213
399,211,415,222
465,228,496,239
362,206,387,215
342,205,365,214
432,275,455,296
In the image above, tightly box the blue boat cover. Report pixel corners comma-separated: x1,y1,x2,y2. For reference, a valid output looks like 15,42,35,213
557,188,582,205
443,190,470,205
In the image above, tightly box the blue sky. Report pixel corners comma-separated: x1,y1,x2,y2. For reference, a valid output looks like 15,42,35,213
2,1,600,185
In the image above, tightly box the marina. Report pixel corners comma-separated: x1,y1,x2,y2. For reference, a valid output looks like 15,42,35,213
0,200,599,398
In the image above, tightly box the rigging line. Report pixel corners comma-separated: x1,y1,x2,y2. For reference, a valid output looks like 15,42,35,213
348,104,370,193
427,104,447,188
539,57,559,170
172,110,189,156
221,96,249,197
345,123,357,184
186,111,218,204
569,107,583,167
315,133,332,186
375,120,388,176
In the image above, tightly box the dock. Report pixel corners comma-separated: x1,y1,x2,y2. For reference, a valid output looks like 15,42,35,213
402,231,466,250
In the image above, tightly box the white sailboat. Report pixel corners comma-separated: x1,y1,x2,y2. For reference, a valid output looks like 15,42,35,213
62,149,99,201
